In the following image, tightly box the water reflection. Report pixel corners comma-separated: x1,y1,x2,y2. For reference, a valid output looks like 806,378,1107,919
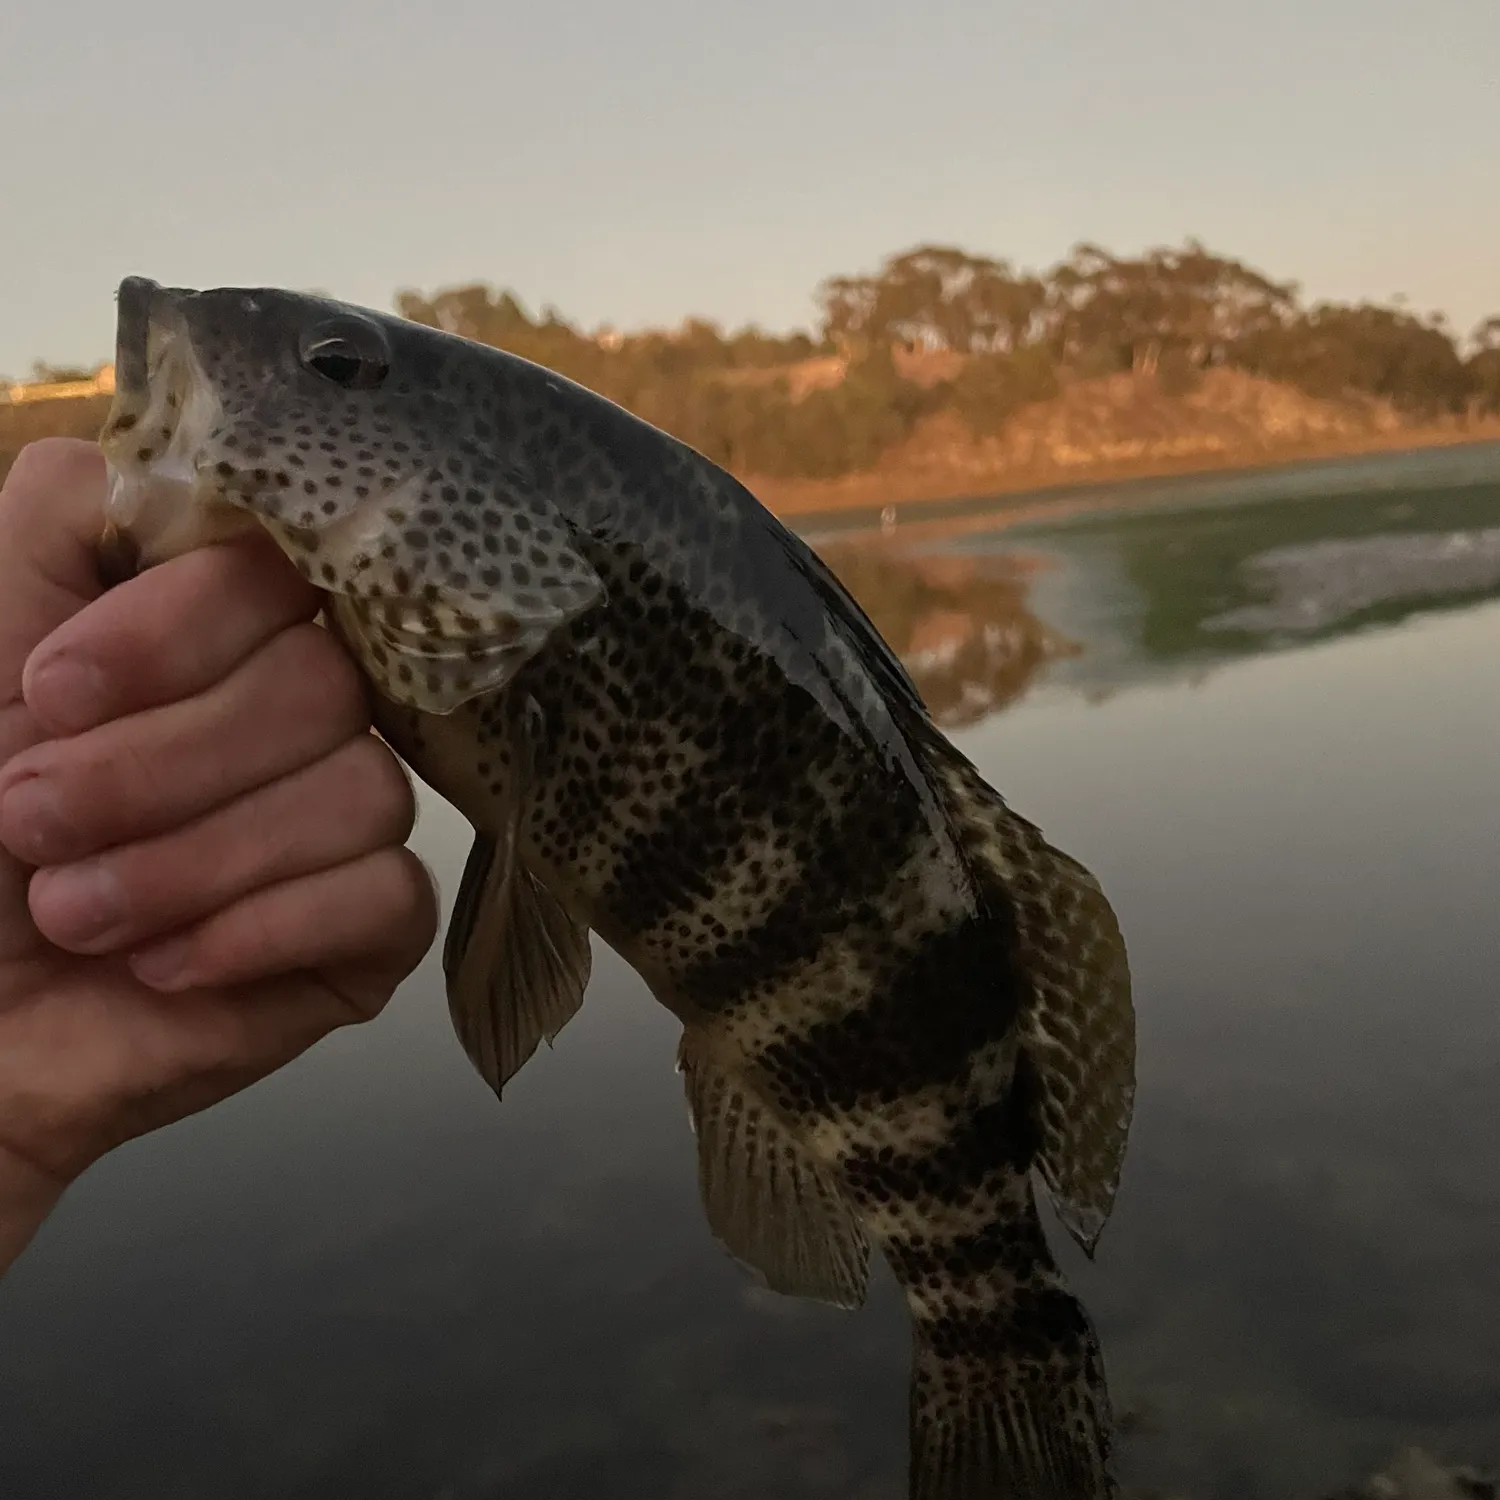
816,538,1078,726
818,449,1500,724
0,449,1497,1499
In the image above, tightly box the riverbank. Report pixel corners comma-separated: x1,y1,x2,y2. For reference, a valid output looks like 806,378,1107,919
751,413,1500,523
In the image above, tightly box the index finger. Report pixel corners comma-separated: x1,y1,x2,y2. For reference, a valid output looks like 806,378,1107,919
0,441,111,700
22,534,323,737
0,441,112,775
0,439,112,605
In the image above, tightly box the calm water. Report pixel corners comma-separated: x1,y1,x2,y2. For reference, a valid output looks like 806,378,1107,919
3,446,1499,1500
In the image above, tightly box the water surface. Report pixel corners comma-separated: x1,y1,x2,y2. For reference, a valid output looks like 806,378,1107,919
2,447,1498,1499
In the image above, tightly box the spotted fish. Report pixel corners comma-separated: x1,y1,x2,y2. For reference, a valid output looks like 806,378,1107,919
97,276,1136,1499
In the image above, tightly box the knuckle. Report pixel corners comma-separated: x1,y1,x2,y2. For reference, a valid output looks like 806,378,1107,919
388,847,439,936
209,535,318,619
200,895,280,984
3,439,101,503
111,734,171,819
344,736,416,839
274,624,370,734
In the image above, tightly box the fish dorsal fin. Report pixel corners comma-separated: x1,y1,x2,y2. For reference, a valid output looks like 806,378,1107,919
943,758,1135,1255
443,704,592,1097
679,1034,871,1309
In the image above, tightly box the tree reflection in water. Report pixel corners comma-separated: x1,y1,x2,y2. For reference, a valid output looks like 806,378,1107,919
815,536,1077,727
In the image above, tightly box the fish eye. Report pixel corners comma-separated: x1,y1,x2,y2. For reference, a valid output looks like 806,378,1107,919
299,318,391,391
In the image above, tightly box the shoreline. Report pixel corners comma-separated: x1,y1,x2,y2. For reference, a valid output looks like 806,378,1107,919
749,421,1500,530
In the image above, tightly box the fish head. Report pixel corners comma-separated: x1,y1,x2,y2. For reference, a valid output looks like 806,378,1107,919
99,276,604,714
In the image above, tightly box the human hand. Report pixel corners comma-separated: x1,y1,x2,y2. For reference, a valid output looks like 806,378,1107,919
0,440,438,1274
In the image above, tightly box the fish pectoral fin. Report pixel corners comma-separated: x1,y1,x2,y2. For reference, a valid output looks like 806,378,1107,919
444,827,592,1097
327,549,600,717
679,1037,870,1310
943,761,1135,1256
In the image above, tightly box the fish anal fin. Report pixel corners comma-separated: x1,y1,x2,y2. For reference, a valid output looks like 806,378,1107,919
444,826,592,1098
942,760,1136,1255
679,1036,870,1310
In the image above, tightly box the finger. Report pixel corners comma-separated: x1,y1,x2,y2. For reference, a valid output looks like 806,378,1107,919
127,846,439,1010
0,442,112,969
0,969,400,1183
1,442,109,767
26,734,416,954
0,440,110,608
22,535,321,737
0,623,370,867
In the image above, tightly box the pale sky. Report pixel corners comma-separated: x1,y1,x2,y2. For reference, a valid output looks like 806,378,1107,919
2,0,1496,378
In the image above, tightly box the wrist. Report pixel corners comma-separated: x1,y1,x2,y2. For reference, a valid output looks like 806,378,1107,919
0,1143,66,1276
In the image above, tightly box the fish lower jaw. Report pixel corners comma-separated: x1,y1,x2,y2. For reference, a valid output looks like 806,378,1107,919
102,462,261,569
98,327,254,568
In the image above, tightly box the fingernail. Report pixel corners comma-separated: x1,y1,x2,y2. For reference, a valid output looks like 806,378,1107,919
129,938,193,991
0,778,71,864
33,860,126,946
23,653,109,735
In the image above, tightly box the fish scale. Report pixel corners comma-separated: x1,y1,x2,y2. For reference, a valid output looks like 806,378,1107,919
98,275,1136,1500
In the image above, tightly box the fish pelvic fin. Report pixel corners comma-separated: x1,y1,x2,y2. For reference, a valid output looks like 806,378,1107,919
679,1032,870,1309
443,702,592,1097
940,753,1135,1255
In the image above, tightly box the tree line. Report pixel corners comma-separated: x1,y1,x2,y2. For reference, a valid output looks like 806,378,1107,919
5,241,1498,488
396,241,1500,479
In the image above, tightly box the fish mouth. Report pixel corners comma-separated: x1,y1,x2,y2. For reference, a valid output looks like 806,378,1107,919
96,277,260,579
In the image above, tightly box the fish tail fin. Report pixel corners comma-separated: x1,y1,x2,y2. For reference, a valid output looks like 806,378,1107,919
908,1297,1116,1500
902,1191,1117,1500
